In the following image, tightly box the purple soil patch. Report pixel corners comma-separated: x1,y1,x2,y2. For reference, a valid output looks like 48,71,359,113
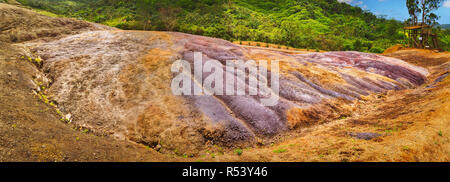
349,132,382,140
433,72,449,84
426,72,449,88
296,52,427,85
187,95,255,144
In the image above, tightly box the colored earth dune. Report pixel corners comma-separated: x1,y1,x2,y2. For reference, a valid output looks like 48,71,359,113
29,30,428,153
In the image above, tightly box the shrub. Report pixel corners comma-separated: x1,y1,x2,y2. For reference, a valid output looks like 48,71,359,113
353,39,363,51
369,47,384,53
234,148,243,156
343,44,353,51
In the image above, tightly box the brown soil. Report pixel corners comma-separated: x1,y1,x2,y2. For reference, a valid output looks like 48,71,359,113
0,3,114,43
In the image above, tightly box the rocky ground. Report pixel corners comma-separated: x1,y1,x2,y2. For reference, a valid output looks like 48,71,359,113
0,3,448,161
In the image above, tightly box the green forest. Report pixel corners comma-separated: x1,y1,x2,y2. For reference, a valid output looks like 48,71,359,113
10,0,450,52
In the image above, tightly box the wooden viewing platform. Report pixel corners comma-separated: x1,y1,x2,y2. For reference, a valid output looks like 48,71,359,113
403,21,440,50
403,25,430,30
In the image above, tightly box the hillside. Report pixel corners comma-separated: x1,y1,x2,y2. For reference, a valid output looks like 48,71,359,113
439,24,450,29
11,0,428,53
1,3,449,161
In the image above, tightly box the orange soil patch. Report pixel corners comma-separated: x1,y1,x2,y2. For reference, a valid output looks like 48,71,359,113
383,47,450,68
383,44,404,54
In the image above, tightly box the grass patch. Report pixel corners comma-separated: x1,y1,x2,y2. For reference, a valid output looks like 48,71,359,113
273,148,287,153
33,9,60,18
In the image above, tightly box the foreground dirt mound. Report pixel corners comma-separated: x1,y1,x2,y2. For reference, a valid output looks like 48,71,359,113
23,28,427,154
0,4,172,161
0,44,173,161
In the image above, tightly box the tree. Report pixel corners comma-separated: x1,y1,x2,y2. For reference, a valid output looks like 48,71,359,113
406,0,420,24
353,39,363,51
419,0,443,25
159,7,181,31
407,0,443,25
136,0,156,30
425,13,439,26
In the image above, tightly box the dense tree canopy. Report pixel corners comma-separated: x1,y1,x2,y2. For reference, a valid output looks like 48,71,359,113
13,0,450,52
407,0,443,26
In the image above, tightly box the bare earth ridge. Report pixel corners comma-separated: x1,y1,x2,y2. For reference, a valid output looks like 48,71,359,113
30,29,427,153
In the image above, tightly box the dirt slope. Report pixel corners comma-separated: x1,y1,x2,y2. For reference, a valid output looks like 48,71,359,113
0,3,171,162
0,3,114,43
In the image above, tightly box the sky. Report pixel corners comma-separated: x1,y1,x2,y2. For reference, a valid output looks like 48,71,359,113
337,0,450,24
